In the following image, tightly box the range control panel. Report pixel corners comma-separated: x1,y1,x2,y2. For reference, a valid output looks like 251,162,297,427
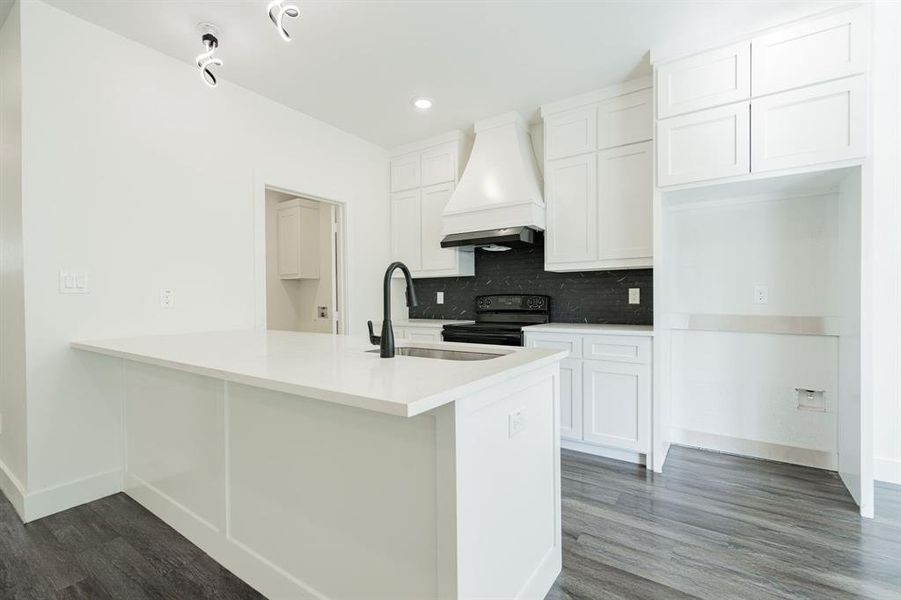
475,294,549,312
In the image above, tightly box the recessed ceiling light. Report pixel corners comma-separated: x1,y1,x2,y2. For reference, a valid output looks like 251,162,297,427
412,97,433,111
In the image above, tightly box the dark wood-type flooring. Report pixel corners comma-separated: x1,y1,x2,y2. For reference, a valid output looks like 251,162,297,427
1,446,899,599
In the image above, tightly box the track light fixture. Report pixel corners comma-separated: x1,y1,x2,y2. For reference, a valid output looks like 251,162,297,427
268,0,300,42
196,24,223,87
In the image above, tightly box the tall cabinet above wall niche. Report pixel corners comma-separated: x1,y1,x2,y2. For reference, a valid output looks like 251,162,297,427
654,5,869,187
389,131,475,278
540,78,654,273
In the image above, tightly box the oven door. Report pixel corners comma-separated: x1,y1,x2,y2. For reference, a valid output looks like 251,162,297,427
441,328,523,347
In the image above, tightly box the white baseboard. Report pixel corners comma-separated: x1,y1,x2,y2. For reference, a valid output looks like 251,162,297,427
561,439,646,465
516,544,561,600
0,457,26,520
24,468,122,522
671,428,837,470
875,456,901,485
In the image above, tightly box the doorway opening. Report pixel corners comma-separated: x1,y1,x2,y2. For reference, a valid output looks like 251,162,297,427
263,187,345,334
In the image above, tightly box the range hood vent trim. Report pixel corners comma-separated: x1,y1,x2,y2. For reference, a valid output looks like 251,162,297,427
440,226,537,249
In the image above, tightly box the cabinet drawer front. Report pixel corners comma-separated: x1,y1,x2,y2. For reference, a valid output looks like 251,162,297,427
545,154,598,266
582,361,650,452
525,333,582,358
657,42,751,118
583,335,650,364
390,153,421,192
657,102,750,187
559,358,583,441
597,88,652,150
544,107,597,160
405,328,442,343
751,75,867,173
420,142,457,187
752,7,867,97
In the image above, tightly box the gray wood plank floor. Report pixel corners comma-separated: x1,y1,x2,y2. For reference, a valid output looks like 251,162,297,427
1,446,898,599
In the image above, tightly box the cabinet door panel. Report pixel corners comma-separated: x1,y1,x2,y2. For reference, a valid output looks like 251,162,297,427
751,75,866,173
525,332,583,359
657,102,750,186
405,328,442,343
545,154,597,265
657,42,751,118
597,88,652,150
390,153,421,192
583,361,650,452
545,107,597,160
559,358,583,441
752,7,867,96
277,205,301,278
390,190,422,271
598,141,652,262
420,143,457,187
419,183,457,272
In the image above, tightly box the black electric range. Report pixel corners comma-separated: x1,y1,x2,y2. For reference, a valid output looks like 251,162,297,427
442,294,550,347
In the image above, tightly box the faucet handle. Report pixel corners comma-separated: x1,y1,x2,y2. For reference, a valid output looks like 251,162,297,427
367,320,381,346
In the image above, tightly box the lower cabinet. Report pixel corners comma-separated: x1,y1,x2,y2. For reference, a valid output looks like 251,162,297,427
394,326,443,343
525,329,652,461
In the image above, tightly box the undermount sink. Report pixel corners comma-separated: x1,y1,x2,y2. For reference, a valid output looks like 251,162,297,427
366,346,504,361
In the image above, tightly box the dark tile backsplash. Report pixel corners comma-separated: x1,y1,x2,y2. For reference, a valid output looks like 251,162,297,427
409,233,653,324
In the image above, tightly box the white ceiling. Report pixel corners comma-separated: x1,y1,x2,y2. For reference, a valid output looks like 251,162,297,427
44,0,834,149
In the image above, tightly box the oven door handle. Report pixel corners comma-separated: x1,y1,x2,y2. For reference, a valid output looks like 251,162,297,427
442,330,523,345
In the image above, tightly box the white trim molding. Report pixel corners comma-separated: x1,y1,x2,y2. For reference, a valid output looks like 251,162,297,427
0,458,27,520
875,456,901,485
23,468,122,523
671,428,838,470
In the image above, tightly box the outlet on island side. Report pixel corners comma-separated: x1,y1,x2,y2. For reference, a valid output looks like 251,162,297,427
628,288,640,305
160,288,175,309
437,291,444,305
508,407,525,438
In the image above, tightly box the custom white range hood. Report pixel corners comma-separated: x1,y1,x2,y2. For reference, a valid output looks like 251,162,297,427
441,112,545,249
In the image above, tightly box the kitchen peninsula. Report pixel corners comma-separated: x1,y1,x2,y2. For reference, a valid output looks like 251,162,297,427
72,330,566,600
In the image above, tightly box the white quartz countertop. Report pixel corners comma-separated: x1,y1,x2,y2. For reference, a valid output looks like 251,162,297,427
71,330,565,418
524,323,654,336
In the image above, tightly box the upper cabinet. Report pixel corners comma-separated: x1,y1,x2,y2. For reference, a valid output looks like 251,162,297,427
654,6,870,187
752,7,867,96
656,41,751,119
277,198,320,280
541,78,654,272
388,132,474,279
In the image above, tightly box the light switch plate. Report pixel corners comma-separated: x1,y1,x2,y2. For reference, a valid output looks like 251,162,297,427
59,271,90,294
628,288,640,305
437,291,444,305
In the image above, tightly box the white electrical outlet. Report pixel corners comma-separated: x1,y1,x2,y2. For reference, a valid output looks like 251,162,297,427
437,291,444,304
754,285,769,305
59,271,90,294
628,288,640,305
317,306,328,319
508,407,525,438
160,288,175,308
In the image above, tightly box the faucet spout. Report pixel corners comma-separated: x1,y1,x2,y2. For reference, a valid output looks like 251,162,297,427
377,262,418,358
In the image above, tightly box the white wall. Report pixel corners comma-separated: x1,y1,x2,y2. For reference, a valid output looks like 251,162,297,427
0,2,27,500
18,0,388,504
871,1,901,485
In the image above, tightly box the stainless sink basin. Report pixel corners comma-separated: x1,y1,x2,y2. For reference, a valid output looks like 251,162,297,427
367,346,504,361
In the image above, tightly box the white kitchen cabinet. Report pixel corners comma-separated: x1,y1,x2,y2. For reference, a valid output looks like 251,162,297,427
390,189,422,271
597,88,653,150
389,131,474,279
751,75,867,174
525,328,652,459
752,7,867,97
541,78,653,272
544,106,597,160
657,102,751,186
390,153,420,192
583,360,650,452
401,327,443,343
420,142,457,187
544,153,597,266
277,198,320,280
597,142,653,264
656,41,751,119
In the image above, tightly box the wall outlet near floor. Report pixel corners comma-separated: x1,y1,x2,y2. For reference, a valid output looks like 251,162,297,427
159,288,175,308
754,285,769,305
317,306,328,319
508,407,526,438
628,288,640,305
796,388,827,412
436,291,444,304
